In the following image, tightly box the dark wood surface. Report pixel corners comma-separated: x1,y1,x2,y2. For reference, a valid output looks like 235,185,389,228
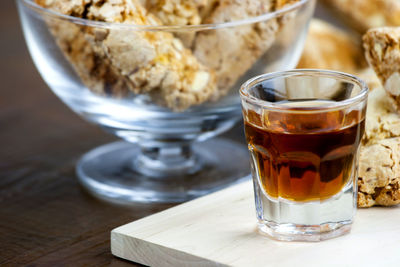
0,1,246,266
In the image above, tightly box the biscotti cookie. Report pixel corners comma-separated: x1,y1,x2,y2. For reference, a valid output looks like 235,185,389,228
363,27,400,113
142,0,206,26
321,0,400,33
363,86,400,145
358,137,400,207
44,18,131,97
357,68,400,207
297,19,365,74
143,0,299,98
141,0,209,47
36,0,217,111
193,0,298,98
37,0,300,110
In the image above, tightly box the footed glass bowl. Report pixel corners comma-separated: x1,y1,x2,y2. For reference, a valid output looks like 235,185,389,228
17,0,315,203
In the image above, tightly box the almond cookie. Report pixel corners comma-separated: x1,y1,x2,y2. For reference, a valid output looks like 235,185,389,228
193,0,298,98
141,0,209,47
358,137,400,207
363,27,400,113
36,0,217,111
358,73,400,207
43,17,131,97
142,0,206,26
321,0,400,33
297,19,366,74
363,86,400,145
144,0,301,98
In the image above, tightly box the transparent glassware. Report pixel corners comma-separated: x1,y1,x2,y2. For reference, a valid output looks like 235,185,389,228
240,70,368,241
17,0,315,204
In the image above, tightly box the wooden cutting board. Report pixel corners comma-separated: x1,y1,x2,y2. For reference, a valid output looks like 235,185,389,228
111,179,400,267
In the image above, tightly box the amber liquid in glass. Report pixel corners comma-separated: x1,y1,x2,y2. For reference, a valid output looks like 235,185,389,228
245,101,365,202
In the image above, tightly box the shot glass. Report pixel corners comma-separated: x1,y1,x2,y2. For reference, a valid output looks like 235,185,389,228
240,70,368,241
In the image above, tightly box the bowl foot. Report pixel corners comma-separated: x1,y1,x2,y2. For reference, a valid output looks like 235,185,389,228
76,138,250,204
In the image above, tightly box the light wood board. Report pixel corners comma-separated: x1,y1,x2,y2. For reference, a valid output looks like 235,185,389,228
111,180,400,267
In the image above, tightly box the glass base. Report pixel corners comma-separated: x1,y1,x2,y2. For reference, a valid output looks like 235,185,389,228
258,221,352,242
76,138,250,204
252,175,356,241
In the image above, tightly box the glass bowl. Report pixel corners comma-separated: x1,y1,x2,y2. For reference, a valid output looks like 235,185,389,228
17,0,315,204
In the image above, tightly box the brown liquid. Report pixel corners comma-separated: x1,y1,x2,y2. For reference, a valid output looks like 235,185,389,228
245,105,365,201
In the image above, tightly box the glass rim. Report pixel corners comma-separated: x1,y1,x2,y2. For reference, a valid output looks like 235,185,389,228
240,69,369,113
20,0,310,32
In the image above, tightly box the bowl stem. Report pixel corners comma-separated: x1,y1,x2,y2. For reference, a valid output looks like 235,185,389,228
134,144,201,178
